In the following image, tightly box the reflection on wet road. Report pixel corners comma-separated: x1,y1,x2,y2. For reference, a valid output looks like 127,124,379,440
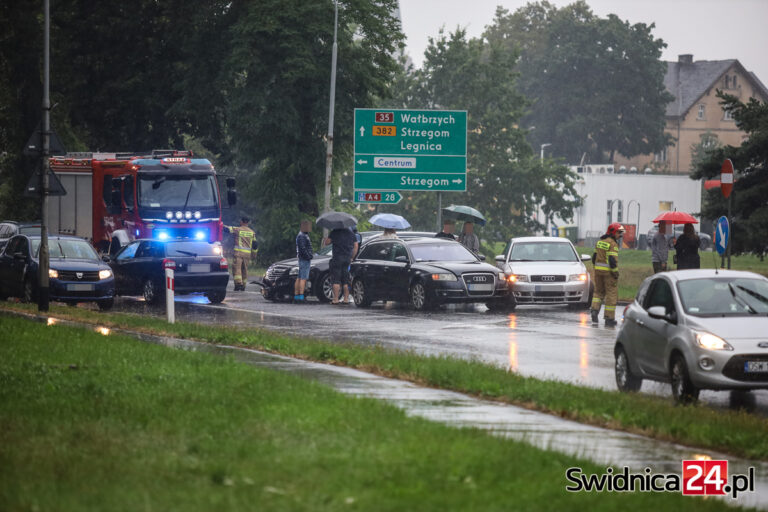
112,286,768,415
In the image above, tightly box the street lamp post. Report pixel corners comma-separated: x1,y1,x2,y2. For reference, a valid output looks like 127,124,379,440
538,143,551,231
322,0,339,238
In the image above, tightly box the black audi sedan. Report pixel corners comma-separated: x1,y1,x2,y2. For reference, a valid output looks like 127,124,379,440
349,237,509,310
262,231,435,302
0,234,115,310
109,239,229,304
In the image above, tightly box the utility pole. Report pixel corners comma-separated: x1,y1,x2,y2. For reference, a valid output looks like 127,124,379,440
38,0,51,312
322,0,339,238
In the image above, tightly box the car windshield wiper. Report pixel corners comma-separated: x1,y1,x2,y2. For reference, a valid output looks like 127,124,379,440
151,176,167,190
181,181,194,212
728,282,758,314
734,284,768,305
174,250,198,257
509,258,533,261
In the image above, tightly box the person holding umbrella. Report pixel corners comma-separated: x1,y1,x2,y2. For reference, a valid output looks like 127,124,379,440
370,213,410,239
316,211,359,305
458,221,480,254
675,223,701,269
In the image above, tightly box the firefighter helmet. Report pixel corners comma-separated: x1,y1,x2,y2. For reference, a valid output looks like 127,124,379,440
607,222,626,237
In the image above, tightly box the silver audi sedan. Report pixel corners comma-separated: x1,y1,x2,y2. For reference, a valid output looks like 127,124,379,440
494,237,592,310
614,269,768,403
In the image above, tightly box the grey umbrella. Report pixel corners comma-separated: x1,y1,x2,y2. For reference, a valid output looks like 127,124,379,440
316,211,358,230
441,205,486,226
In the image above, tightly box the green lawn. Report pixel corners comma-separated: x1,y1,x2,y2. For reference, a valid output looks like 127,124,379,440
0,315,742,511
3,303,768,461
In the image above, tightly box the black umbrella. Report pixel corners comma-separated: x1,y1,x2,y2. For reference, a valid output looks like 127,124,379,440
316,211,358,230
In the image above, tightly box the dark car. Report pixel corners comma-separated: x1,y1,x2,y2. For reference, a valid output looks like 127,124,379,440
262,231,435,302
350,237,509,311
0,234,115,310
0,221,42,252
109,239,229,304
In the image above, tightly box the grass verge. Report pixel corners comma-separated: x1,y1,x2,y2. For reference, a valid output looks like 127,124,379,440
1,315,742,511
2,302,768,461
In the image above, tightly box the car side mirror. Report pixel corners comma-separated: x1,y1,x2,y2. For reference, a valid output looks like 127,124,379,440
226,177,236,189
581,254,592,262
227,189,237,206
102,255,111,263
648,305,677,324
478,254,486,261
394,255,409,263
495,255,505,262
110,189,123,212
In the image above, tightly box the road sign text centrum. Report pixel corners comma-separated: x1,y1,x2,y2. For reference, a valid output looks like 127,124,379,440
354,108,467,192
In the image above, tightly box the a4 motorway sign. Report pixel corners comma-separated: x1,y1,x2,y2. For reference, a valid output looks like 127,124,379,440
353,109,467,192
355,191,402,204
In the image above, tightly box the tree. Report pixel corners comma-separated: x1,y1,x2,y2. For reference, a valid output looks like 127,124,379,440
692,92,768,255
222,0,403,261
381,29,580,240
485,1,672,165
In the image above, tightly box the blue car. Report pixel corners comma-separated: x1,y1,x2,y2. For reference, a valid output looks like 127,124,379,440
0,234,115,310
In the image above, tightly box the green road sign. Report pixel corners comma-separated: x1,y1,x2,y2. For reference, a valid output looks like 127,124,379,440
354,109,467,192
354,191,402,204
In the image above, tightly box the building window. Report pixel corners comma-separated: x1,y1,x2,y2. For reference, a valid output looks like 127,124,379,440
701,133,719,148
733,75,737,87
616,200,623,223
659,201,673,212
697,104,706,120
724,75,730,88
723,109,734,121
654,147,667,162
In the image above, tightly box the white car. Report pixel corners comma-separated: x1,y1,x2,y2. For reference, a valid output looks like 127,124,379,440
494,236,593,310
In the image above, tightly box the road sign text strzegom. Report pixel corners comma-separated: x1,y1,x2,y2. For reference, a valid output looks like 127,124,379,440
354,109,467,192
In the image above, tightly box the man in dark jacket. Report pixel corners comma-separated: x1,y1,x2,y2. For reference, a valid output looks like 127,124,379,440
435,219,456,240
294,220,313,303
325,227,359,304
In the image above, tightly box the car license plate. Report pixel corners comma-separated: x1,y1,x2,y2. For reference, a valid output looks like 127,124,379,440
468,284,493,291
187,264,209,273
67,283,94,291
535,285,563,292
744,361,768,373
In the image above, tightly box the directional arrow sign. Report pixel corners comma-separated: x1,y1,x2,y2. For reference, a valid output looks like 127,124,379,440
354,191,402,204
715,215,729,256
354,109,467,192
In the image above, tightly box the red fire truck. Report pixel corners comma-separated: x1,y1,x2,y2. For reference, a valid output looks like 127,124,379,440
48,150,236,252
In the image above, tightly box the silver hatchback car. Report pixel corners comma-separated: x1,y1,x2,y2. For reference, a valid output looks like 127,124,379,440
614,270,768,403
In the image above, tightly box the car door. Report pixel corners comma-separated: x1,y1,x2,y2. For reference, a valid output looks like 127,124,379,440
638,277,677,378
356,241,392,301
112,241,140,294
0,236,25,295
386,242,411,300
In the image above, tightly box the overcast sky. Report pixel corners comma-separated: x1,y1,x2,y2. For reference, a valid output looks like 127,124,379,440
399,0,768,87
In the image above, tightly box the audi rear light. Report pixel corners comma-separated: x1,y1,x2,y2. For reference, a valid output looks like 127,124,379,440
219,258,228,270
163,258,176,269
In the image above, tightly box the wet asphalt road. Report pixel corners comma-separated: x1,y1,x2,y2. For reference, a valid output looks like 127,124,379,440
111,283,768,416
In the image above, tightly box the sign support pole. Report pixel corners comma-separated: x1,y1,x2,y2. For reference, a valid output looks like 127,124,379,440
726,195,732,269
437,192,442,231
38,0,51,312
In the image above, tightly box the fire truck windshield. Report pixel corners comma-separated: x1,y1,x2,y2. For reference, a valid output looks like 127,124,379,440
138,175,218,208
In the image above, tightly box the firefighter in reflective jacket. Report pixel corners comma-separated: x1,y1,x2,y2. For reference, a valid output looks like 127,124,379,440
224,217,255,291
591,222,625,326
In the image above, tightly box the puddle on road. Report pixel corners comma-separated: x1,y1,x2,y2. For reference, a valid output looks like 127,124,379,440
130,330,768,510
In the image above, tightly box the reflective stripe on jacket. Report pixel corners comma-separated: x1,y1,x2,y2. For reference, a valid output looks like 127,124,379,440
227,226,255,254
593,235,619,273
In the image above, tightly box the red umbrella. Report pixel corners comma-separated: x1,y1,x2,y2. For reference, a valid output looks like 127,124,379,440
652,211,699,224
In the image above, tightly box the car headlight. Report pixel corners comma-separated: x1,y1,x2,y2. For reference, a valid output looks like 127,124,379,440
431,273,457,281
99,269,113,280
569,273,588,282
508,274,528,283
694,331,733,351
289,267,299,276
49,269,58,279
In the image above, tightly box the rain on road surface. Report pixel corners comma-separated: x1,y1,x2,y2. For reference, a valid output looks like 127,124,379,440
112,284,768,415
